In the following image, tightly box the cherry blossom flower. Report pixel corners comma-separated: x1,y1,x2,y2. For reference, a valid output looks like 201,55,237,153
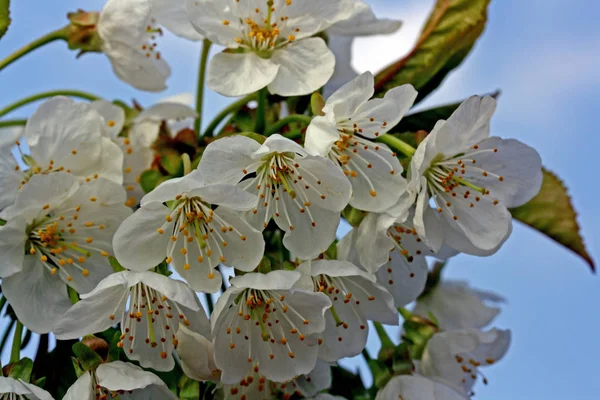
98,0,171,92
376,375,468,400
407,96,543,255
113,172,265,293
186,0,354,96
151,0,203,41
211,270,331,384
90,98,197,206
306,72,416,212
177,325,221,382
304,260,398,362
419,328,511,396
54,271,210,372
325,1,402,95
0,173,131,333
63,361,177,400
0,377,54,400
0,97,123,213
413,281,505,330
198,134,352,259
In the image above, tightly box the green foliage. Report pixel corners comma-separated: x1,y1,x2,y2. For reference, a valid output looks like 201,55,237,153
400,308,440,361
0,0,10,40
178,376,200,400
511,169,595,271
72,342,103,372
374,0,490,102
8,358,33,382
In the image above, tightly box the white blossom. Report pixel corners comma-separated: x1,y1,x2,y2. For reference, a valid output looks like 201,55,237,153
98,0,171,92
376,375,468,400
199,134,352,259
0,172,131,333
0,97,123,213
407,96,543,255
113,172,265,293
54,271,210,372
413,281,505,330
0,377,54,400
306,72,416,212
63,361,177,400
211,270,332,384
90,98,197,206
151,0,203,41
325,1,402,96
419,328,511,396
304,260,398,362
185,0,354,96
177,325,221,382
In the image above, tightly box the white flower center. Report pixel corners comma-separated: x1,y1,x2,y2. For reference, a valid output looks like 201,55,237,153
425,145,504,221
115,282,191,360
26,203,108,282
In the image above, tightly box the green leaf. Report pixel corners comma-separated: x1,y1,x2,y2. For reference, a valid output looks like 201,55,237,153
7,358,33,382
140,169,167,194
510,169,594,271
107,331,123,363
72,342,103,372
374,0,490,102
0,0,10,40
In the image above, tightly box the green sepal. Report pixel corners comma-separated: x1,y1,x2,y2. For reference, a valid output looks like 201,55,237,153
108,256,126,273
108,331,123,363
71,357,86,378
32,376,47,389
161,149,184,177
368,359,392,389
156,260,172,277
257,256,272,274
342,205,366,228
72,342,103,372
178,376,200,400
310,92,326,116
400,308,440,360
7,357,33,382
0,219,5,226
67,286,79,305
140,170,168,194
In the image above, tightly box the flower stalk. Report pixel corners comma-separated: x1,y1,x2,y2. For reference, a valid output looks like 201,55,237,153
0,90,100,118
203,93,256,137
195,39,212,138
10,321,23,364
376,134,417,157
265,114,313,136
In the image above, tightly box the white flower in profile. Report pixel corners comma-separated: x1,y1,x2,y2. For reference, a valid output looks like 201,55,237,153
63,361,177,400
151,0,203,41
211,270,331,384
375,375,468,400
54,271,210,372
185,0,354,97
324,1,402,96
407,96,543,255
177,325,221,382
113,172,265,293
0,173,131,333
419,328,511,396
90,98,197,206
413,281,505,331
98,0,171,92
302,260,398,362
306,72,416,212
0,377,54,400
199,134,352,259
0,97,123,212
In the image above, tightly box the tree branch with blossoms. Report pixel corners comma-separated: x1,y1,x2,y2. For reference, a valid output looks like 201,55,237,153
0,0,593,399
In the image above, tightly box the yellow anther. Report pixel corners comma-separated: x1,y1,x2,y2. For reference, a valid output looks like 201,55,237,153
51,267,57,275
82,269,89,277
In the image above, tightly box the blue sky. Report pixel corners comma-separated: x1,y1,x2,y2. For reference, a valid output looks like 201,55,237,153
0,0,599,399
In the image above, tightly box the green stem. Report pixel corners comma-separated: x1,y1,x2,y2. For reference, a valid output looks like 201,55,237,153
373,322,395,350
0,295,6,311
265,114,312,136
0,26,70,73
203,94,256,137
377,134,417,157
10,321,23,363
194,39,212,138
0,90,100,119
362,348,372,362
204,293,214,314
0,119,27,129
255,88,268,134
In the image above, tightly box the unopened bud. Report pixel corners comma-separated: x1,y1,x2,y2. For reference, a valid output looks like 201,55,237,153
81,335,110,360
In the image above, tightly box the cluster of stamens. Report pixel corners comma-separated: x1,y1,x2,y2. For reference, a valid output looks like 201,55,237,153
90,371,133,400
454,354,495,390
140,18,163,60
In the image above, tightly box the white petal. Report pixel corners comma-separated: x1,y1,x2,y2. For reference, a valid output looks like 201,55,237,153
376,375,468,400
151,0,204,41
97,361,177,398
355,212,395,273
260,134,308,156
177,325,219,381
3,259,73,334
140,174,201,206
53,280,127,339
90,100,126,139
295,360,332,397
413,184,444,253
0,216,27,278
0,151,23,210
113,202,172,272
305,114,341,157
462,137,543,208
12,172,78,222
136,101,198,123
324,36,359,98
188,184,259,211
268,38,335,97
295,155,352,212
208,52,279,97
63,372,93,400
327,2,402,36
376,250,428,308
230,270,300,291
185,0,241,46
102,40,171,92
324,72,374,119
197,135,261,185
138,271,202,310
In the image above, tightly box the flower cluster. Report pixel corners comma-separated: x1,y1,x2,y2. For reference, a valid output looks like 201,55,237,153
0,0,556,399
